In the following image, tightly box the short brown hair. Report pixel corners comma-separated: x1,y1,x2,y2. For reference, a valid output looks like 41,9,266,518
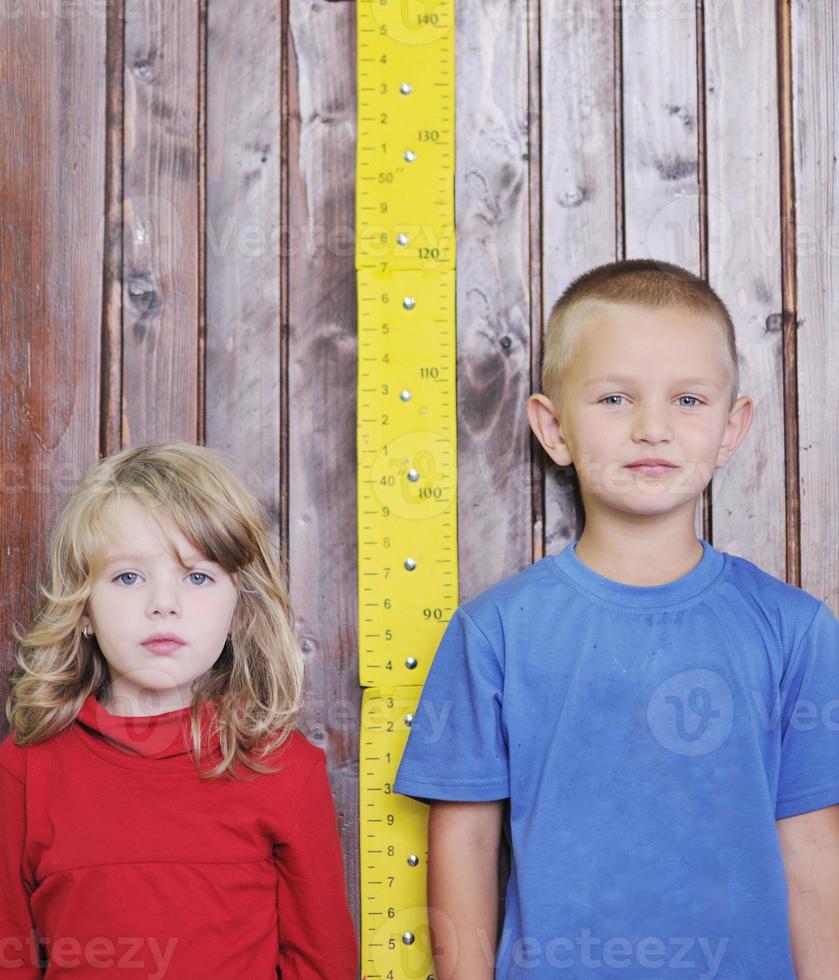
542,259,740,411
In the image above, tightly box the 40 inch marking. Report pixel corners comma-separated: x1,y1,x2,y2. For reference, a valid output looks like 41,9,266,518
356,268,457,690
357,2,456,978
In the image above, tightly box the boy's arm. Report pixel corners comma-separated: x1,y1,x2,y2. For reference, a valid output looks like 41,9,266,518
427,799,504,980
777,803,839,979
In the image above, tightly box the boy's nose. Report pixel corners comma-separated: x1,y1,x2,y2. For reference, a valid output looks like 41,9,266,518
631,405,673,441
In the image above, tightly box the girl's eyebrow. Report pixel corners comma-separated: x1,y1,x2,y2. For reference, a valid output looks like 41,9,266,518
103,552,215,567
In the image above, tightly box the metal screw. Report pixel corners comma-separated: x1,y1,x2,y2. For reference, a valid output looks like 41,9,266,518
404,558,417,571
404,150,416,162
405,657,418,670
402,932,415,946
407,468,419,482
400,390,412,402
403,297,416,310
400,82,412,95
407,854,420,866
396,232,409,246
404,713,414,727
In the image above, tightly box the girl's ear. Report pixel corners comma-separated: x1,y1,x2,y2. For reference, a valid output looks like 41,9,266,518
80,606,93,632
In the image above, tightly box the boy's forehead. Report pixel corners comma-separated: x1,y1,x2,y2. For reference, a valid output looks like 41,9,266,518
569,302,729,381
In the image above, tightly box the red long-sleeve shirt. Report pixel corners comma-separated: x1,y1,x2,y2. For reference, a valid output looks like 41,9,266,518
0,695,358,978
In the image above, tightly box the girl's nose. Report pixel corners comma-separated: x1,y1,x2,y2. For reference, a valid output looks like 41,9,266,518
145,579,182,616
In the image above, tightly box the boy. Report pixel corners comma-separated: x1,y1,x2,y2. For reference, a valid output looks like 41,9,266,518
393,259,839,979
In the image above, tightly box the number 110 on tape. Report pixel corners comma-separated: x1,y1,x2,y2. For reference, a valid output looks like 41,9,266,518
357,268,458,689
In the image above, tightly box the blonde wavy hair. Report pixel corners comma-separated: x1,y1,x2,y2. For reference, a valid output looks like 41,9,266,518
5,441,304,780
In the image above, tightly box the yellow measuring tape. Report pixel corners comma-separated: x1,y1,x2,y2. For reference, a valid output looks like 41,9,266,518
356,1,456,976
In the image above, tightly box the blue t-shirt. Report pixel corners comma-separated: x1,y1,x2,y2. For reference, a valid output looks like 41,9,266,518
394,537,839,979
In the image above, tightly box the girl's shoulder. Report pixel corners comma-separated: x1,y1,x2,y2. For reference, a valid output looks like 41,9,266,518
0,716,80,780
250,727,328,783
0,730,36,783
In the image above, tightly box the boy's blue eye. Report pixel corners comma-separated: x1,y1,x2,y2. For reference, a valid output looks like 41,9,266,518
599,395,703,408
188,572,210,586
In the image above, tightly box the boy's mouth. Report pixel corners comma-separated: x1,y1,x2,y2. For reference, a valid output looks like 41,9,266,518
625,459,679,477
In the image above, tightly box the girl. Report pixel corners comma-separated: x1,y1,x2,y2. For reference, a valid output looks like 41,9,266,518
0,442,358,979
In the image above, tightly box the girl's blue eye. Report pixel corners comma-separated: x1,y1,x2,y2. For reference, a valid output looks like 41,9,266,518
115,572,138,586
188,572,211,586
601,395,625,406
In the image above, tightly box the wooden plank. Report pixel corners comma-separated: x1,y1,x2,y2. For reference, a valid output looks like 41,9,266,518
287,0,360,929
455,0,532,597
540,0,619,556
622,0,701,264
778,0,799,588
102,0,126,457
703,0,785,573
205,0,282,548
0,10,107,735
621,0,705,538
122,0,201,444
792,0,839,610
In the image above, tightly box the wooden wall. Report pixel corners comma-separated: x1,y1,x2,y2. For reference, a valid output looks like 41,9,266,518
1,0,836,941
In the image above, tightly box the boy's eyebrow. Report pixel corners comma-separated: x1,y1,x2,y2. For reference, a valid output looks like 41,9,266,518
582,374,722,391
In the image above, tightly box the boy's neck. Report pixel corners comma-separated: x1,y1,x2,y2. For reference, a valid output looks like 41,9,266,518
573,524,705,587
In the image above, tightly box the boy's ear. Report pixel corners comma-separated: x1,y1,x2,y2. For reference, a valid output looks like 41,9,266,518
716,394,754,468
527,393,574,467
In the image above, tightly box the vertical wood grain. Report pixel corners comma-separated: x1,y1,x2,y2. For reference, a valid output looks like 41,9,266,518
0,2,837,945
528,0,544,564
621,0,706,539
792,0,839,610
102,0,126,458
456,0,532,597
622,1,701,263
703,0,785,573
777,0,799,589
540,0,620,555
287,0,361,929
205,0,283,548
122,0,201,444
0,7,107,735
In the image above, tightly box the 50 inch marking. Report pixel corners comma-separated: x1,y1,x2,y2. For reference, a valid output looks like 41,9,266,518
356,0,455,271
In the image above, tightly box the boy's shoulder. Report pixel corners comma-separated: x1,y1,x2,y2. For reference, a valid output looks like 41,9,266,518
722,548,827,626
457,553,563,633
455,543,829,640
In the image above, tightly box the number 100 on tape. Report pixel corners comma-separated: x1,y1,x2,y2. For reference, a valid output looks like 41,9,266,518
357,268,457,689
